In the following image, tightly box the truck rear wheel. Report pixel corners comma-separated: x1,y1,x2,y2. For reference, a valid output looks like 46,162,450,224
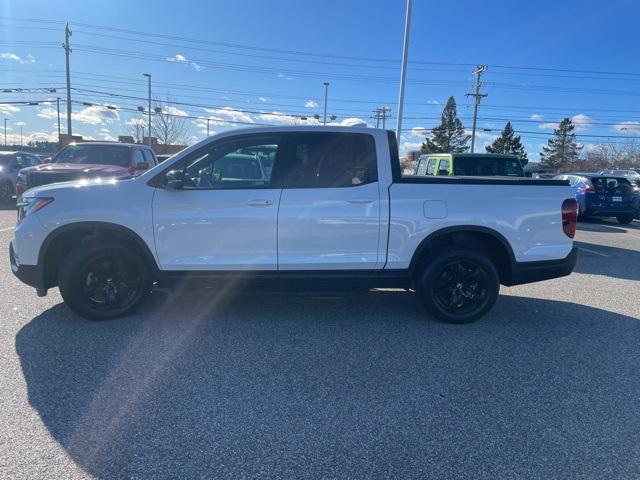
416,249,499,324
58,240,152,320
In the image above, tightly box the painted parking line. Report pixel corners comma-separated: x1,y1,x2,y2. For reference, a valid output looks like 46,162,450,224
579,246,609,257
0,227,15,232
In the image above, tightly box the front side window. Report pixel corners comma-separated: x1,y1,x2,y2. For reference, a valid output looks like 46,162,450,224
416,157,429,176
142,149,156,165
426,158,437,175
172,135,280,189
275,133,377,188
54,144,131,167
437,159,451,175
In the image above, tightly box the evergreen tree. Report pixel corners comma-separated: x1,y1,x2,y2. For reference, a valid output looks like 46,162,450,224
485,121,528,165
421,96,469,154
540,118,582,171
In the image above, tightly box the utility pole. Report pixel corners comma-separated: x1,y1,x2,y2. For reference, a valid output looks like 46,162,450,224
62,23,72,138
143,73,152,146
371,107,392,129
396,0,413,139
207,118,210,136
3,118,6,146
322,82,330,125
56,97,61,141
466,65,488,153
19,123,23,146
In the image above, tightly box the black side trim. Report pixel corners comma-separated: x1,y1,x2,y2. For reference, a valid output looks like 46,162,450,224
10,243,45,290
504,247,577,286
38,222,160,273
408,225,517,273
399,176,569,186
386,130,403,183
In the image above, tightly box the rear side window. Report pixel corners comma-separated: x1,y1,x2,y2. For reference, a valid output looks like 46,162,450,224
142,149,156,165
54,144,131,167
133,149,146,166
275,133,377,188
437,159,450,175
453,156,524,176
416,157,429,176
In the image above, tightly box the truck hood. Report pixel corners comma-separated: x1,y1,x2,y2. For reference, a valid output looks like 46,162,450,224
21,163,130,175
22,176,131,197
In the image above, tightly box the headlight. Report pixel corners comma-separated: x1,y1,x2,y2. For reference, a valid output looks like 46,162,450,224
0,165,3,172
16,196,54,223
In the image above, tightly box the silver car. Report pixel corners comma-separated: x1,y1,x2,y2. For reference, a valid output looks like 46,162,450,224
0,151,42,203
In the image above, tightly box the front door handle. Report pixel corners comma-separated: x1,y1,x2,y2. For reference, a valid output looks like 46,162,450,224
246,199,273,207
347,198,374,204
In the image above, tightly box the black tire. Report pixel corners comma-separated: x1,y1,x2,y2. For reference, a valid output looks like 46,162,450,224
0,181,13,203
616,214,634,225
416,249,499,324
58,239,152,320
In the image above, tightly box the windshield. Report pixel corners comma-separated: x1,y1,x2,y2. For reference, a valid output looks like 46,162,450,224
54,144,130,167
453,156,524,177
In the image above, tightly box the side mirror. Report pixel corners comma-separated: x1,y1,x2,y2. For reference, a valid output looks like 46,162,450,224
165,169,184,190
437,169,449,176
43,157,53,163
136,161,151,170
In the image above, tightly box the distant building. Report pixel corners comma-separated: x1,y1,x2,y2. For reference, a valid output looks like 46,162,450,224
406,150,420,162
118,135,135,144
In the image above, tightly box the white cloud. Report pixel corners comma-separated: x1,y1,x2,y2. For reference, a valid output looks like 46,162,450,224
256,111,302,125
205,107,254,124
614,121,640,135
530,114,543,121
163,105,188,117
167,53,204,71
0,52,36,64
72,105,120,125
399,141,423,156
409,126,429,137
305,100,319,108
167,54,187,63
539,122,559,130
571,113,594,132
337,117,367,127
0,104,21,115
126,117,146,127
426,99,440,105
258,97,267,103
15,121,26,126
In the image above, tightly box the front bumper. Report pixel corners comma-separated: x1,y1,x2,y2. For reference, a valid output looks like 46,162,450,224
10,242,45,290
505,247,578,286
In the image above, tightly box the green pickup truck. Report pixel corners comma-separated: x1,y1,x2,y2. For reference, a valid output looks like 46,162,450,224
415,153,526,177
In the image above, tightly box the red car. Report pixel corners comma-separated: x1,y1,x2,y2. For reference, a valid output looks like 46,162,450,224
16,142,157,197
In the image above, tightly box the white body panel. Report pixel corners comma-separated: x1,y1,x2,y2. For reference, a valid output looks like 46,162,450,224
153,187,281,270
277,182,381,270
10,126,574,281
386,182,574,269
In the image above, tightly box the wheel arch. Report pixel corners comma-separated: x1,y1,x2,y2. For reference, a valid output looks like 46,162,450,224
408,225,516,284
39,221,159,288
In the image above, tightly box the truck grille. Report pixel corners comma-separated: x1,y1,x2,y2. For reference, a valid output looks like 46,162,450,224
27,172,81,189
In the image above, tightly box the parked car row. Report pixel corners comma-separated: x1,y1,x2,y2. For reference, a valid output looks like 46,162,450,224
0,142,159,202
553,173,640,224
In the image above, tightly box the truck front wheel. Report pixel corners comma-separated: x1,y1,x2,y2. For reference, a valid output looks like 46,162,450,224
417,249,499,324
58,240,152,320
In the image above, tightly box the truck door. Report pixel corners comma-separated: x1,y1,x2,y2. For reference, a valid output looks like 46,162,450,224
274,132,381,271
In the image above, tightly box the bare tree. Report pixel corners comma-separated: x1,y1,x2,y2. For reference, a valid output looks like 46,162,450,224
126,118,145,143
151,98,191,154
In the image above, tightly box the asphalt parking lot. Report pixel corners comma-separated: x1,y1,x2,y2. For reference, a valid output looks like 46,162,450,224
1,205,639,479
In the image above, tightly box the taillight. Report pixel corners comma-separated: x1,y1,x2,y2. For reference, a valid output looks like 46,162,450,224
561,198,578,238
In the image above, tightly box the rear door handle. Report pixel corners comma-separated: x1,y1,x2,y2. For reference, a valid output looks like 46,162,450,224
347,198,375,204
246,199,273,207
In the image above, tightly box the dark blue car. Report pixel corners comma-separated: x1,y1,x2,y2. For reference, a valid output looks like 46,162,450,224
555,173,640,224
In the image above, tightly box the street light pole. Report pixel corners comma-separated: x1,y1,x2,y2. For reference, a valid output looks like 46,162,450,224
19,124,23,146
207,118,210,136
3,118,6,146
56,97,61,142
396,0,413,139
143,73,152,146
322,82,329,125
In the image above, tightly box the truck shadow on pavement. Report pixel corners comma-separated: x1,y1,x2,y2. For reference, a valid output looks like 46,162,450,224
574,240,640,281
15,290,640,479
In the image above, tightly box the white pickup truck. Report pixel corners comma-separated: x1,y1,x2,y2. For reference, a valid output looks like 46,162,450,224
10,127,578,323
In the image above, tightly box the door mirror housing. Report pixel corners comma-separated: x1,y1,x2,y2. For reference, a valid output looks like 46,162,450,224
136,161,151,171
165,169,184,190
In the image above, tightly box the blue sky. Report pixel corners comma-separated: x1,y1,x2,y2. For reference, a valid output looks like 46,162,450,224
1,0,640,160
